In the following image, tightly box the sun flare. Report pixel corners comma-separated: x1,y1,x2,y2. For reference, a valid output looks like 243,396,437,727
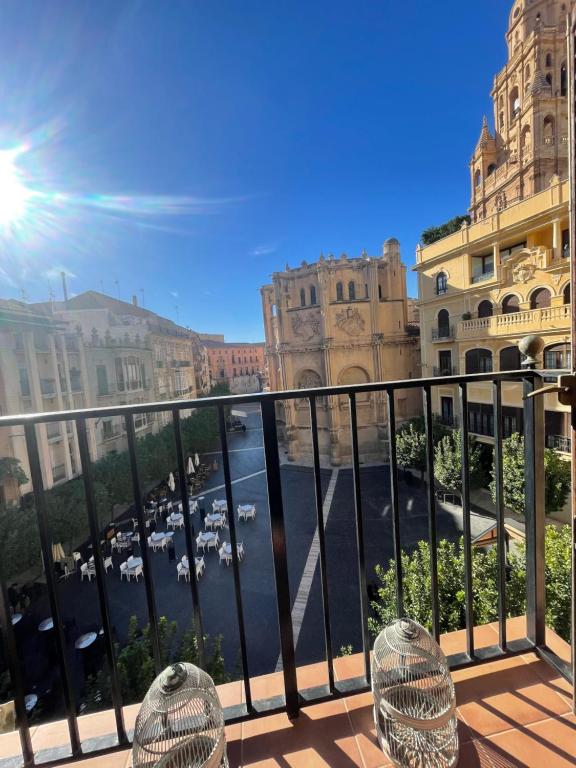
0,147,32,229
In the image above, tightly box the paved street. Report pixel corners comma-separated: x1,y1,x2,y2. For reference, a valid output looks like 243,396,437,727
15,406,497,706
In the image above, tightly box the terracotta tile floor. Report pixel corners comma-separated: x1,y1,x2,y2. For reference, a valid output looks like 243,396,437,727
1,622,573,767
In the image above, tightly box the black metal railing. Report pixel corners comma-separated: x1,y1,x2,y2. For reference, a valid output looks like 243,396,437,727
431,326,455,341
0,369,570,767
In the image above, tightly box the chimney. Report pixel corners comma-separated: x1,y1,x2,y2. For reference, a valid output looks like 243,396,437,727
132,295,138,307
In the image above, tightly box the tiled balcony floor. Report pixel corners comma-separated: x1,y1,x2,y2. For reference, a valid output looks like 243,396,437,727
1,621,573,767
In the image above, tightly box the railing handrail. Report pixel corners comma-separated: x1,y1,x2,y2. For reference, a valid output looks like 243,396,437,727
0,370,538,427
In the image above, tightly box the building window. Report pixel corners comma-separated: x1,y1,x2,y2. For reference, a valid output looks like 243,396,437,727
438,350,452,375
468,402,494,437
502,294,520,314
509,87,520,120
435,272,448,295
545,73,552,87
545,52,553,68
437,309,450,338
530,287,551,309
562,228,569,258
440,396,454,426
477,300,493,318
471,252,494,282
96,365,109,396
475,169,482,188
544,343,571,370
543,115,555,144
465,349,493,374
487,163,496,176
348,281,356,301
310,286,317,305
300,288,306,307
115,358,125,391
19,368,30,397
503,406,523,438
561,62,567,96
336,282,343,301
499,346,522,371
500,241,526,260
563,283,570,304
499,111,504,129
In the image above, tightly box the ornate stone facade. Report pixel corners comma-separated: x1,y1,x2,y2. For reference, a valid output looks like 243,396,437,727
261,240,421,464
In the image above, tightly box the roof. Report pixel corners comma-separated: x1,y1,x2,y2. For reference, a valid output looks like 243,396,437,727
0,299,68,330
202,339,265,349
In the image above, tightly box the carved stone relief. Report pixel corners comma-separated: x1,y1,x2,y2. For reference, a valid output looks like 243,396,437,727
335,307,365,336
291,311,321,341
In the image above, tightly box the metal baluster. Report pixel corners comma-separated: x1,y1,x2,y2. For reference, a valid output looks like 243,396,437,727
124,414,161,670
386,390,404,617
492,381,507,651
217,406,252,712
423,386,440,641
76,419,127,744
458,383,474,659
309,396,335,692
260,399,299,718
172,410,205,666
24,423,81,756
349,393,371,684
0,569,34,766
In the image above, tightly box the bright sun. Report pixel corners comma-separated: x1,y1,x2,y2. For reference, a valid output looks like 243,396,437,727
0,148,32,228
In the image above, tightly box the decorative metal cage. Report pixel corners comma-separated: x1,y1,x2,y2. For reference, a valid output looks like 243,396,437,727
372,619,458,768
132,662,229,768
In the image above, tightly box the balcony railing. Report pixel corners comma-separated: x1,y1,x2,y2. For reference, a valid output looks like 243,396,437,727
459,304,571,339
546,434,571,453
471,271,494,284
432,365,458,376
431,325,455,341
0,370,570,767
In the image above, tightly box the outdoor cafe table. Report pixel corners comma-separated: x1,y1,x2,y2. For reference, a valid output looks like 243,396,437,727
38,618,54,632
169,512,184,524
150,532,167,543
197,532,218,546
75,632,97,650
126,556,143,570
205,512,225,528
212,499,227,512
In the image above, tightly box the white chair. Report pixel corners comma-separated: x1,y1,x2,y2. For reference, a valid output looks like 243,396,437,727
80,562,94,582
195,556,205,580
166,501,173,513
238,504,256,521
237,541,245,561
177,562,190,582
190,500,199,514
119,562,129,581
73,551,82,571
218,545,232,566
110,536,119,554
131,563,143,582
104,556,113,573
148,535,165,552
213,515,225,530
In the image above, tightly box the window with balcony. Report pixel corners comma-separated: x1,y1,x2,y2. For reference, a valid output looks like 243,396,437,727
543,343,571,370
530,287,551,310
545,411,570,452
502,294,520,314
477,300,493,318
503,406,523,438
560,62,567,96
437,350,452,375
436,308,450,339
499,346,522,371
468,402,494,436
435,271,448,295
465,348,492,374
471,252,494,283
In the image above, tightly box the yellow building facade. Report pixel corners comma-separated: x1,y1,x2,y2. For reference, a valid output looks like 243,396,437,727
415,0,572,452
261,240,421,464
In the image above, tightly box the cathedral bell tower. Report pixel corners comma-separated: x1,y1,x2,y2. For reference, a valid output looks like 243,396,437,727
469,0,571,223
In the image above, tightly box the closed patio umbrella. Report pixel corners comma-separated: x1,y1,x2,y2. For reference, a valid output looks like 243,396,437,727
51,542,65,562
187,457,195,475
168,472,176,492
194,453,200,466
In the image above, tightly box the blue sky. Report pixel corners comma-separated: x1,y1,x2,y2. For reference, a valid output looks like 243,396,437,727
0,0,510,340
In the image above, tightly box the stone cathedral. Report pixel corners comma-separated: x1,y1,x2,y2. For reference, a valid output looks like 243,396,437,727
260,240,421,464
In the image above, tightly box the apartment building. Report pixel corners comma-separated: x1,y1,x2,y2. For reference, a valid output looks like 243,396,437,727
202,338,266,394
261,240,421,464
415,0,571,453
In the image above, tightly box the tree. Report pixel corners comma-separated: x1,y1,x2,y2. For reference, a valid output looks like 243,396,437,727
421,215,471,246
395,423,427,477
434,429,483,493
490,433,572,515
0,457,28,488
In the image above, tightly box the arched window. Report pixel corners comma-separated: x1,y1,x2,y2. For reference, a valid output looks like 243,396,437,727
336,282,343,301
544,343,571,370
563,283,570,304
521,125,531,150
435,272,448,295
300,288,306,307
502,294,520,314
338,365,370,402
561,62,567,96
310,285,317,305
475,169,482,188
530,287,551,309
545,52,553,68
500,346,522,371
509,86,520,120
545,73,552,86
544,115,554,144
477,300,493,318
499,111,505,129
437,308,450,338
487,163,497,176
465,349,493,374
348,281,356,301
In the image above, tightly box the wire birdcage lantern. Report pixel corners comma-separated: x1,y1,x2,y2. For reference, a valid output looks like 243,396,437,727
132,662,229,768
372,618,458,768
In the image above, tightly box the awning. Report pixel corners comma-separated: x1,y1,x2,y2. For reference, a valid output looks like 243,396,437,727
230,409,247,418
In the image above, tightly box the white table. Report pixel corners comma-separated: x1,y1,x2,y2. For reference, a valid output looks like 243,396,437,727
38,618,53,632
238,504,256,520
75,632,97,650
151,532,166,542
197,532,218,545
169,513,184,523
126,556,143,570
213,499,227,512
205,512,225,525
